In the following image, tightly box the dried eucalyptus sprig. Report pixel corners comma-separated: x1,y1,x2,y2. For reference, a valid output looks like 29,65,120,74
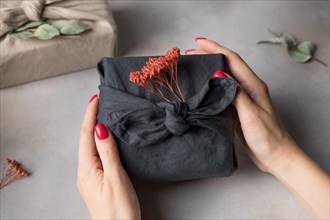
11,19,90,41
258,29,327,67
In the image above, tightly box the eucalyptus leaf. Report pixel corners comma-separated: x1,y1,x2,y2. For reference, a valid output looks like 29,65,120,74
15,21,44,32
288,47,312,63
270,37,286,44
297,41,316,55
283,34,297,47
266,30,297,47
34,24,60,40
11,31,34,40
48,19,70,29
49,19,90,35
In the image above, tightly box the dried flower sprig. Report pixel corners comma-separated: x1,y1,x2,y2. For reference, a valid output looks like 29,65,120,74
129,47,185,102
0,158,29,189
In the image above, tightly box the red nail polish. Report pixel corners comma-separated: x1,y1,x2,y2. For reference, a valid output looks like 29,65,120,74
185,49,195,54
213,70,227,78
95,124,109,140
195,37,206,41
89,94,97,103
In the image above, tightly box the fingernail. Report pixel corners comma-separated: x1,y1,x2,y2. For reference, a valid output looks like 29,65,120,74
185,49,195,54
89,94,97,103
195,37,206,41
95,124,109,140
213,70,227,78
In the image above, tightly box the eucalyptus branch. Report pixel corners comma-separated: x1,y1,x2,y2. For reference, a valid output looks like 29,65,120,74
258,29,328,67
11,19,90,40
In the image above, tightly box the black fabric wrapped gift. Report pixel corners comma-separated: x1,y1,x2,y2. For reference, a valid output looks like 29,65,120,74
97,53,238,181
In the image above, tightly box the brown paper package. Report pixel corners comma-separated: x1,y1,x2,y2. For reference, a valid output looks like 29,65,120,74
0,0,117,88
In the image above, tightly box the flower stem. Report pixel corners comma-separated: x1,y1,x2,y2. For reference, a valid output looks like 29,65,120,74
146,83,170,102
313,57,328,67
174,66,185,102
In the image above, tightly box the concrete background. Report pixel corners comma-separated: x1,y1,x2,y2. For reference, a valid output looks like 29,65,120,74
1,1,329,219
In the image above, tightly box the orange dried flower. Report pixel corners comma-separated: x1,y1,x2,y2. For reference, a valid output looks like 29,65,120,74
0,158,30,189
129,47,184,102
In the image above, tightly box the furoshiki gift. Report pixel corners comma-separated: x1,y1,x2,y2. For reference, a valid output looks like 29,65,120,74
0,0,117,88
97,48,238,181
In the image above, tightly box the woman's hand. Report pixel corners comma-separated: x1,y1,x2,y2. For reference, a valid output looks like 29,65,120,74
186,38,329,219
186,38,295,173
77,95,141,220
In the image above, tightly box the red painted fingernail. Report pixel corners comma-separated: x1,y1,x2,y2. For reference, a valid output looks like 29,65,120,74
195,37,206,41
213,70,227,78
95,124,109,140
89,94,97,103
185,49,195,54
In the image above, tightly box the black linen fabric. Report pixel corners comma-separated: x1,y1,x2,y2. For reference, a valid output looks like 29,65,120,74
97,53,238,181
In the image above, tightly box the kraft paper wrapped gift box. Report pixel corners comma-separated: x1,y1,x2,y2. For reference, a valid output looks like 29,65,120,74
0,0,117,88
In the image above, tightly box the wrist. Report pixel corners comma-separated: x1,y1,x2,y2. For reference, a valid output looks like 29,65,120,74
267,136,302,178
265,137,330,219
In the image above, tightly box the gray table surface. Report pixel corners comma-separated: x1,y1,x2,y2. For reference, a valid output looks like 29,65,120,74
1,1,329,219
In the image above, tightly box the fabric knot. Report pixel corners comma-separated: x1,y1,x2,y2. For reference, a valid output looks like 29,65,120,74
21,0,45,21
164,101,190,136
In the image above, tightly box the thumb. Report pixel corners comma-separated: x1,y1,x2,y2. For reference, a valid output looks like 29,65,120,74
211,70,258,119
94,123,122,175
232,87,260,123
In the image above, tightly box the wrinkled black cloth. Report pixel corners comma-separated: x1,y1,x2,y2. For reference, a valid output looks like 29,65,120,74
97,53,238,181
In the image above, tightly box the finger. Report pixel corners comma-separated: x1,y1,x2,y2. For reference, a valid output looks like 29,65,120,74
94,123,122,176
184,49,209,55
78,95,99,167
195,39,261,89
185,48,235,78
195,38,273,112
